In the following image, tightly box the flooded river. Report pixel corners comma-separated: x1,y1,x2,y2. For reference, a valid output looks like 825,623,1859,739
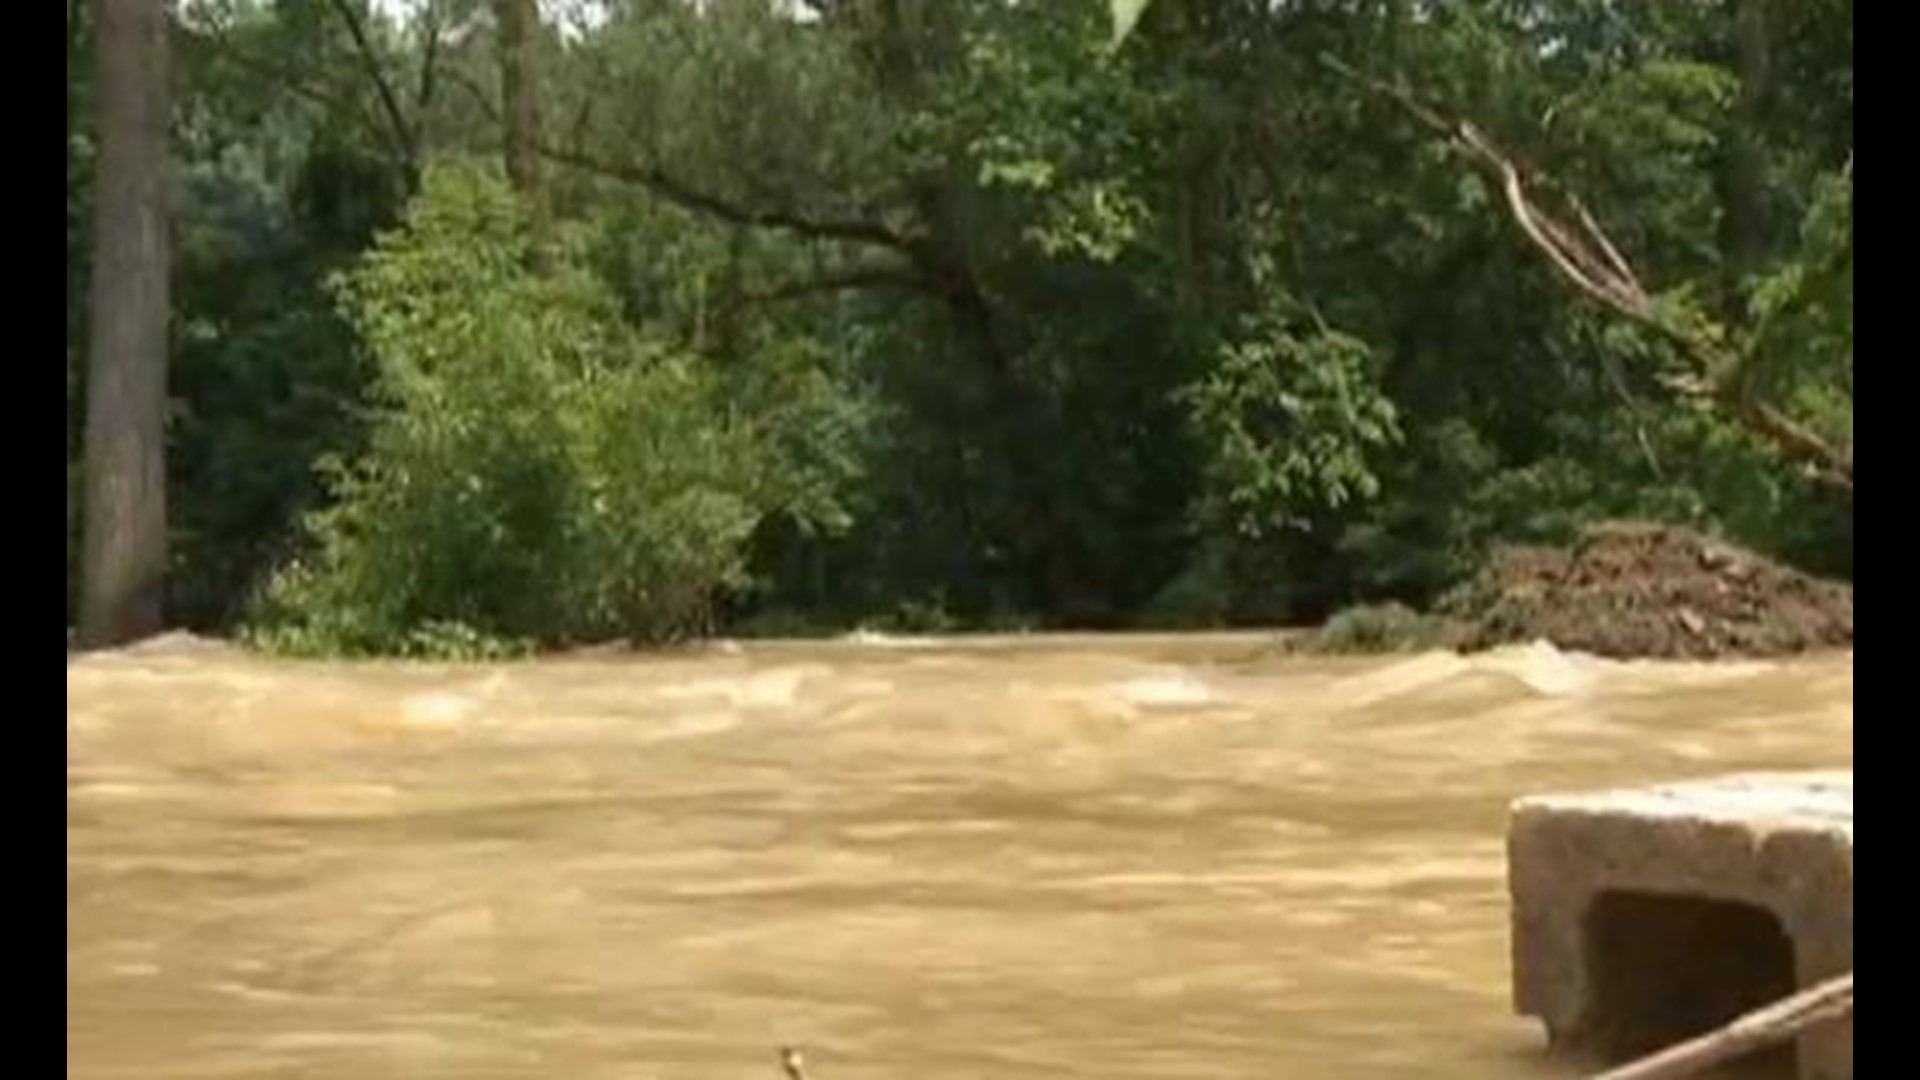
67,634,1852,1078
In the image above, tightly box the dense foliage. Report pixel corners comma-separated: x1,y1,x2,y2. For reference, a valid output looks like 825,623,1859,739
67,0,1853,652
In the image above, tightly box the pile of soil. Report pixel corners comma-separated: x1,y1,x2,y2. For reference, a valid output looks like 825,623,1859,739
1436,522,1852,660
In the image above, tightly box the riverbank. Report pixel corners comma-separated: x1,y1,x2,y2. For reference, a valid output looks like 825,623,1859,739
1301,523,1853,661
71,524,1851,666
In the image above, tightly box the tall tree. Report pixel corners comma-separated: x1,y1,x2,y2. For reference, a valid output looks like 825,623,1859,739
496,0,548,237
79,0,173,646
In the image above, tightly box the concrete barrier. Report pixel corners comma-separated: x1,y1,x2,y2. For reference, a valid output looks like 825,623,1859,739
1508,771,1852,1079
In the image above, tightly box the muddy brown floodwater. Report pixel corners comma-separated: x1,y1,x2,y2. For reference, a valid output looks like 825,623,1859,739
67,633,1852,1079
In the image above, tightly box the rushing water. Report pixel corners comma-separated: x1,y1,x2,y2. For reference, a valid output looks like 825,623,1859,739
67,633,1852,1079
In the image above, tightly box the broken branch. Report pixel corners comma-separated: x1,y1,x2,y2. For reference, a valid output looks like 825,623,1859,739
1322,54,1852,494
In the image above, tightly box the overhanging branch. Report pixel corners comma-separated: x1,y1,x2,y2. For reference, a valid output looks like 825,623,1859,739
541,143,918,254
1324,54,1852,494
446,69,919,258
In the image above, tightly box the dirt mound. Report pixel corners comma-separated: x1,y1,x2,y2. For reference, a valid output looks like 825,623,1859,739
1437,523,1852,660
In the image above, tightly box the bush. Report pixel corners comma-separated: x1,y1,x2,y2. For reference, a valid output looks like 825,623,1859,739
248,164,849,655
1309,601,1456,654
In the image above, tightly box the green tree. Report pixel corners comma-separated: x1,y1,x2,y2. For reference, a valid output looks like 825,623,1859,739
251,164,855,654
66,0,1849,650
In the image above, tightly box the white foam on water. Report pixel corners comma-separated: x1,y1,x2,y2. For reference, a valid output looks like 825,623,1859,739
1111,670,1215,708
840,629,943,648
655,665,826,710
396,692,478,730
1468,641,1600,697
1325,651,1474,708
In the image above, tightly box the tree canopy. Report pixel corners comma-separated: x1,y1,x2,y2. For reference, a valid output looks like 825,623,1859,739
68,0,1853,652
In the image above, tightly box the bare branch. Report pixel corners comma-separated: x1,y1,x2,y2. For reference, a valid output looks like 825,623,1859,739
1324,53,1853,495
324,0,418,167
446,68,918,257
1569,192,1644,293
550,145,918,252
178,21,389,145
1592,972,1851,1080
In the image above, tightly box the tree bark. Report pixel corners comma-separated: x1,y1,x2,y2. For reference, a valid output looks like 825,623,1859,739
79,0,172,647
496,0,549,239
1720,0,1771,296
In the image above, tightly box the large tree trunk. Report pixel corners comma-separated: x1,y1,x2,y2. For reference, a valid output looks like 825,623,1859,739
79,0,172,648
496,0,548,236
